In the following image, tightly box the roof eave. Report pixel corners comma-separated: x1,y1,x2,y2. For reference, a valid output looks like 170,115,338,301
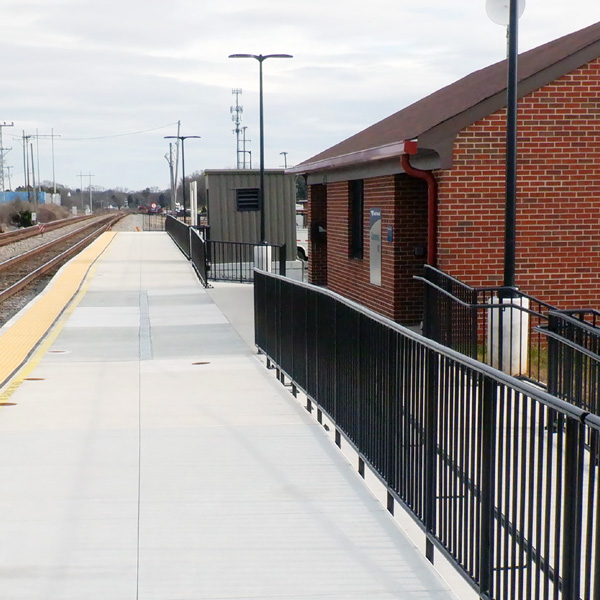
287,141,410,175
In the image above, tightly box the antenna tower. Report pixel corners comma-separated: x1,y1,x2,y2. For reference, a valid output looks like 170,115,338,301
230,89,243,168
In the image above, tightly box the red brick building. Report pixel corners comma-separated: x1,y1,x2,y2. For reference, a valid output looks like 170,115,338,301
289,22,600,326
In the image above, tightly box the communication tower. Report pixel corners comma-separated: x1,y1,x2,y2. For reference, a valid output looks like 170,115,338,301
230,89,243,168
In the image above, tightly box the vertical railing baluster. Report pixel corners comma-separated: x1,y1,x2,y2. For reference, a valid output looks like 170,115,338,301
562,415,585,600
424,346,439,563
479,375,497,600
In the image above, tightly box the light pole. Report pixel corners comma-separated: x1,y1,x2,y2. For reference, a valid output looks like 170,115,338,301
164,135,200,223
486,0,525,289
504,0,519,290
228,53,293,243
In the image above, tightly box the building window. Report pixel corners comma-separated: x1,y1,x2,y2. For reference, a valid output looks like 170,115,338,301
350,179,364,259
236,188,259,211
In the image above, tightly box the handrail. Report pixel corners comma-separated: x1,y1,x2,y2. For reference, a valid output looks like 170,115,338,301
254,269,600,600
260,269,590,422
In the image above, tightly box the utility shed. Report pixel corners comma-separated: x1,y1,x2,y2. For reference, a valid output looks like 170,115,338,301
203,169,296,260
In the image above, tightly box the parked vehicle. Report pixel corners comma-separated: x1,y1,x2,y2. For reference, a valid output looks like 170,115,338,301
296,202,308,261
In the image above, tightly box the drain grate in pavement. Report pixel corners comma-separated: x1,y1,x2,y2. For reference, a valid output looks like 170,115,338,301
24,378,45,381
192,362,211,366
0,402,16,406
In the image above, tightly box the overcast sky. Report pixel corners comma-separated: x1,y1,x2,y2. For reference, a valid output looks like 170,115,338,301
2,0,600,193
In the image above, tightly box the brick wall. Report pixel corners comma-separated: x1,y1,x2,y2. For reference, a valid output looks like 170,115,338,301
307,57,600,320
395,175,429,323
308,184,328,285
309,175,427,324
436,57,600,310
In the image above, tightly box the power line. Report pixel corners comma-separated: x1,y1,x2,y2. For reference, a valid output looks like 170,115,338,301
61,122,180,141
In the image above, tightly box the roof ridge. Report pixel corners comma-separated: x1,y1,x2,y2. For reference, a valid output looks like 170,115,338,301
296,20,600,171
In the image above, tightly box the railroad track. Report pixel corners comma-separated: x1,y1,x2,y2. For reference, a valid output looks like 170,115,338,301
0,213,125,325
0,215,96,247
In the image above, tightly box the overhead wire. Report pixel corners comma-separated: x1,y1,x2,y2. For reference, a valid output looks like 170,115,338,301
59,122,180,141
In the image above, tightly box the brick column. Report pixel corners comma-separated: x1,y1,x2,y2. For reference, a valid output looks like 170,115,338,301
308,183,328,286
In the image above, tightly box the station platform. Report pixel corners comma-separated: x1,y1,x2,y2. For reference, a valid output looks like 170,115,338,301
0,231,457,600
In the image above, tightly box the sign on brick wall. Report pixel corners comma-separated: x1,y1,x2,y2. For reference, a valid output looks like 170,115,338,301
370,208,382,286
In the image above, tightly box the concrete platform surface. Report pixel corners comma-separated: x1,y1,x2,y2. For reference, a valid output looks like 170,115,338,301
0,231,457,600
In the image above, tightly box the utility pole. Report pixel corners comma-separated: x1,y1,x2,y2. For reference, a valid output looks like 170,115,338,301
173,121,181,208
164,134,200,222
30,143,37,217
87,172,95,212
6,165,12,191
30,130,61,197
22,131,32,204
0,121,14,202
51,129,57,194
280,152,288,168
35,129,40,208
231,89,243,168
77,171,85,212
165,143,176,212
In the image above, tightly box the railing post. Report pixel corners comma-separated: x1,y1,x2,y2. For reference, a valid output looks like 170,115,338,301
424,347,439,563
470,289,478,360
279,243,286,277
479,376,497,599
422,267,434,339
561,415,584,600
547,312,559,397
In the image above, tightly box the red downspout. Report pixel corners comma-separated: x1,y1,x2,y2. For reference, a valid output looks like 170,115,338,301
401,141,438,267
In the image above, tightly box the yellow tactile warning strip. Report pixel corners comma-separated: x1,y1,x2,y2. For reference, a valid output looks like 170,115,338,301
0,232,117,394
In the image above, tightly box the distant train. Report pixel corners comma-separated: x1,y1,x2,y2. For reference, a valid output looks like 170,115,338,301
138,203,163,215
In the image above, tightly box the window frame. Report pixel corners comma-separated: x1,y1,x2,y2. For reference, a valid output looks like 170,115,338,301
349,179,364,259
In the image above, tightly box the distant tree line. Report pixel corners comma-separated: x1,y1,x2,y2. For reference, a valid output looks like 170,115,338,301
14,172,207,213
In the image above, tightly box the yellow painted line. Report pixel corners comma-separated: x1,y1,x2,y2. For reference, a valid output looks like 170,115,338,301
0,232,117,398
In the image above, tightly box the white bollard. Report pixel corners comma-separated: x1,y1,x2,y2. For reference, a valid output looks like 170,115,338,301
254,245,273,273
487,296,529,376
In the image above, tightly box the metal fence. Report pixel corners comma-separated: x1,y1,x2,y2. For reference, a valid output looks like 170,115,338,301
545,309,600,415
418,265,556,385
189,227,209,286
417,267,600,414
207,240,286,283
141,213,167,231
165,215,286,285
255,269,600,600
165,215,190,256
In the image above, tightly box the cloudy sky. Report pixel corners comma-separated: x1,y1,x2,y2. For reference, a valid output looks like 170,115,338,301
2,0,600,193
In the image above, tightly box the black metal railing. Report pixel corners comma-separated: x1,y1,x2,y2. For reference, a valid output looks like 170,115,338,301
190,227,208,286
207,240,286,283
255,269,600,600
418,265,555,384
142,213,166,231
165,215,191,257
545,309,600,414
165,215,286,285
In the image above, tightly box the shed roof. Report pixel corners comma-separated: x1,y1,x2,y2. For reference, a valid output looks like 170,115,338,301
290,21,600,176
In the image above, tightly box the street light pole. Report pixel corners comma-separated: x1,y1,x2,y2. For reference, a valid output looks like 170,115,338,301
228,53,293,243
504,0,519,290
164,134,200,223
486,0,525,290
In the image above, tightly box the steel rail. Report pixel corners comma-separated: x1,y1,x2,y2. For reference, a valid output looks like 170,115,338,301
0,215,116,271
0,215,122,303
0,215,97,247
